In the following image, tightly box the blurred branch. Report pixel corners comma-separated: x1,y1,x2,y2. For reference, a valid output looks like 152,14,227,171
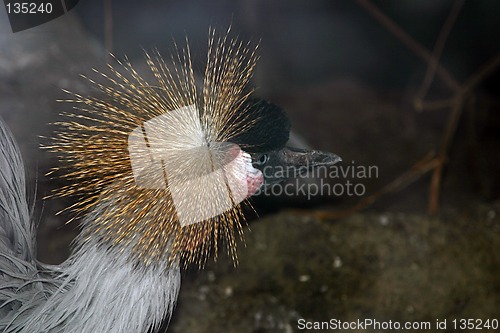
415,0,465,105
354,0,499,214
356,152,439,212
428,96,462,213
462,52,500,93
353,0,461,92
429,53,500,213
299,90,486,219
414,98,455,111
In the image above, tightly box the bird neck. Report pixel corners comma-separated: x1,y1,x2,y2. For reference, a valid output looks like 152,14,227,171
21,239,181,333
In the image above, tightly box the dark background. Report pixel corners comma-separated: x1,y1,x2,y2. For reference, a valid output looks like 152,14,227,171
0,1,498,332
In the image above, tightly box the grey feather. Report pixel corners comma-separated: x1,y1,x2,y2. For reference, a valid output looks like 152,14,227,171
0,118,35,262
0,117,181,332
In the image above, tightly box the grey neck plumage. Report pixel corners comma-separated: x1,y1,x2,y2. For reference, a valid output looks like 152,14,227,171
1,236,181,333
0,118,181,333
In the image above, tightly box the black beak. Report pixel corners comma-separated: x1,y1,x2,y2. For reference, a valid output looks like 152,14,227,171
252,147,341,188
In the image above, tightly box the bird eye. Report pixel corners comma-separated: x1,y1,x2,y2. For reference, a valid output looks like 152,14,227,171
255,154,269,166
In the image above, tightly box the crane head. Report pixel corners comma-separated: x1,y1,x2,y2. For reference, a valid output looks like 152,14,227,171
47,29,341,268
229,98,341,190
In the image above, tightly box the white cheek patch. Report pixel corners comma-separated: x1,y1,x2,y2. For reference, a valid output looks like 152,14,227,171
127,105,258,227
241,152,264,198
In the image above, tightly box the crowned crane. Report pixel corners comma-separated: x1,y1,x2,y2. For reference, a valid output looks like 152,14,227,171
0,30,340,333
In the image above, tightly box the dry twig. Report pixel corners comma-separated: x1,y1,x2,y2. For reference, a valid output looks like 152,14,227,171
353,0,461,93
343,0,499,214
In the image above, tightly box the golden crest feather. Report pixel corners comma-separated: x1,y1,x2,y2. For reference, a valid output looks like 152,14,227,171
46,28,260,267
